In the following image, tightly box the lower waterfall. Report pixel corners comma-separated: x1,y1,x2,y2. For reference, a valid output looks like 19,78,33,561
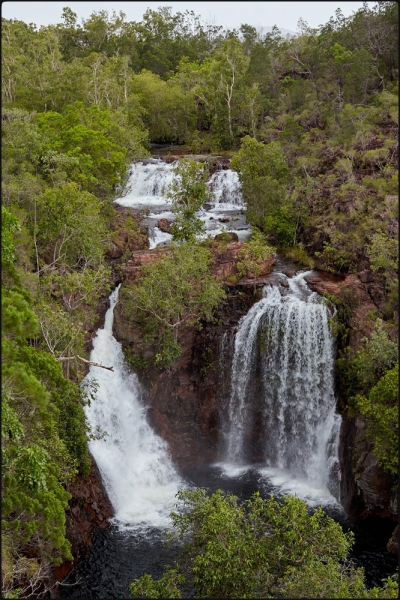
83,285,183,530
222,271,341,504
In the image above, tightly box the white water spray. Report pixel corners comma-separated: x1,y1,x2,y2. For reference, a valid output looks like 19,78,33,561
223,272,341,504
115,159,251,246
83,286,183,529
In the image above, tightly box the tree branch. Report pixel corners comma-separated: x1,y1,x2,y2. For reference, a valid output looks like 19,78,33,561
57,355,114,371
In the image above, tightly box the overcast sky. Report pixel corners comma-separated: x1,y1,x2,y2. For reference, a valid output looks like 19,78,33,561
2,1,375,33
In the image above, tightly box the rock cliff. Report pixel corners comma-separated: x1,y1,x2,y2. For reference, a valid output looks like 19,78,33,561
113,241,274,467
305,270,398,548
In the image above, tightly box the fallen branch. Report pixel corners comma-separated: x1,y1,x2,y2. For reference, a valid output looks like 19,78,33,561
57,355,114,371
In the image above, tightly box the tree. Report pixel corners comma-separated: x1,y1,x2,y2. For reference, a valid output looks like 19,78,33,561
1,206,21,265
122,242,225,367
35,183,106,269
166,158,212,241
230,136,293,242
355,363,398,474
130,489,398,598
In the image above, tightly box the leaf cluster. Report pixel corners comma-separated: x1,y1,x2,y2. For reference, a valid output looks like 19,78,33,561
130,489,398,598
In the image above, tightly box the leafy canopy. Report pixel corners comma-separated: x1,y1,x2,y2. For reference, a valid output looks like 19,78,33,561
130,488,398,598
166,158,212,242
122,242,225,367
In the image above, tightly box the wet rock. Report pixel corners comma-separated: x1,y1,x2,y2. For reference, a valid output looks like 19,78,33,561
387,524,399,554
340,414,397,522
214,232,238,242
114,287,258,468
304,271,344,296
161,155,180,163
157,218,170,233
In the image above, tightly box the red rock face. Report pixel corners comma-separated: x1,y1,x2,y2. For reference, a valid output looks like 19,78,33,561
128,289,260,467
307,272,397,526
340,414,397,522
54,457,114,581
124,247,171,284
113,242,265,468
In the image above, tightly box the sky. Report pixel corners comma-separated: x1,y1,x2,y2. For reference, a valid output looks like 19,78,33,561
1,1,375,33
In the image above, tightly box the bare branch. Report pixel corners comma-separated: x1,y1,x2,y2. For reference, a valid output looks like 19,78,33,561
57,355,114,371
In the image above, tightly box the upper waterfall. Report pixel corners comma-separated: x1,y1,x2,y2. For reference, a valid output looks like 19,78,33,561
83,286,183,529
114,158,251,247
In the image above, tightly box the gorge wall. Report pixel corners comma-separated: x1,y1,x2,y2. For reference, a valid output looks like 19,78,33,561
113,240,274,467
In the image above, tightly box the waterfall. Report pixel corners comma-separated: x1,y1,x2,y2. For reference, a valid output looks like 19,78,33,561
83,286,183,530
208,169,244,209
115,158,251,245
116,159,243,209
115,159,175,207
223,272,341,503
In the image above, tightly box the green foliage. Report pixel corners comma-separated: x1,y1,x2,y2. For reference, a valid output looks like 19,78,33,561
230,136,290,232
315,241,354,273
284,244,316,269
35,103,129,198
367,230,398,280
2,283,91,596
130,569,185,599
122,242,225,367
354,364,398,474
1,207,21,265
130,489,397,598
166,158,211,241
349,319,397,394
236,230,275,279
35,183,106,268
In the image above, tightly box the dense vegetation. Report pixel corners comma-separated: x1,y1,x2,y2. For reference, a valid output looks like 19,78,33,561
1,2,398,597
130,489,398,598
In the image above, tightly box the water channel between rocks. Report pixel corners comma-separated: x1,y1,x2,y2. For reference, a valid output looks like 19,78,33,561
59,151,397,598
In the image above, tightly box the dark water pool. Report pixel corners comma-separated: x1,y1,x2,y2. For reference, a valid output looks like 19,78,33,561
58,464,397,599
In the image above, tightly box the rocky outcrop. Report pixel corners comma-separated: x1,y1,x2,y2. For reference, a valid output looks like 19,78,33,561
105,206,149,264
157,218,171,232
340,415,396,521
113,241,273,467
305,271,398,528
114,286,261,467
124,247,170,284
387,524,399,555
54,457,113,581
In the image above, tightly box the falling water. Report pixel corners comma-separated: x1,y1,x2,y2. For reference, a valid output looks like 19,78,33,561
208,169,244,209
223,271,341,503
114,158,251,246
83,285,183,529
115,159,176,207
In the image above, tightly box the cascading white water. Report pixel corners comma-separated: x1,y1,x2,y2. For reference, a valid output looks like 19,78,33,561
83,285,183,529
223,271,341,503
208,169,243,209
115,158,251,246
115,159,243,209
115,160,175,207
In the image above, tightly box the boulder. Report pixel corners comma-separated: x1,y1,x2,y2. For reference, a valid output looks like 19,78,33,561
358,269,372,283
157,218,171,233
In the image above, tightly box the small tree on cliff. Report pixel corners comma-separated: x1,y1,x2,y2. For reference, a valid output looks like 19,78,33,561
166,158,212,242
122,242,225,367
